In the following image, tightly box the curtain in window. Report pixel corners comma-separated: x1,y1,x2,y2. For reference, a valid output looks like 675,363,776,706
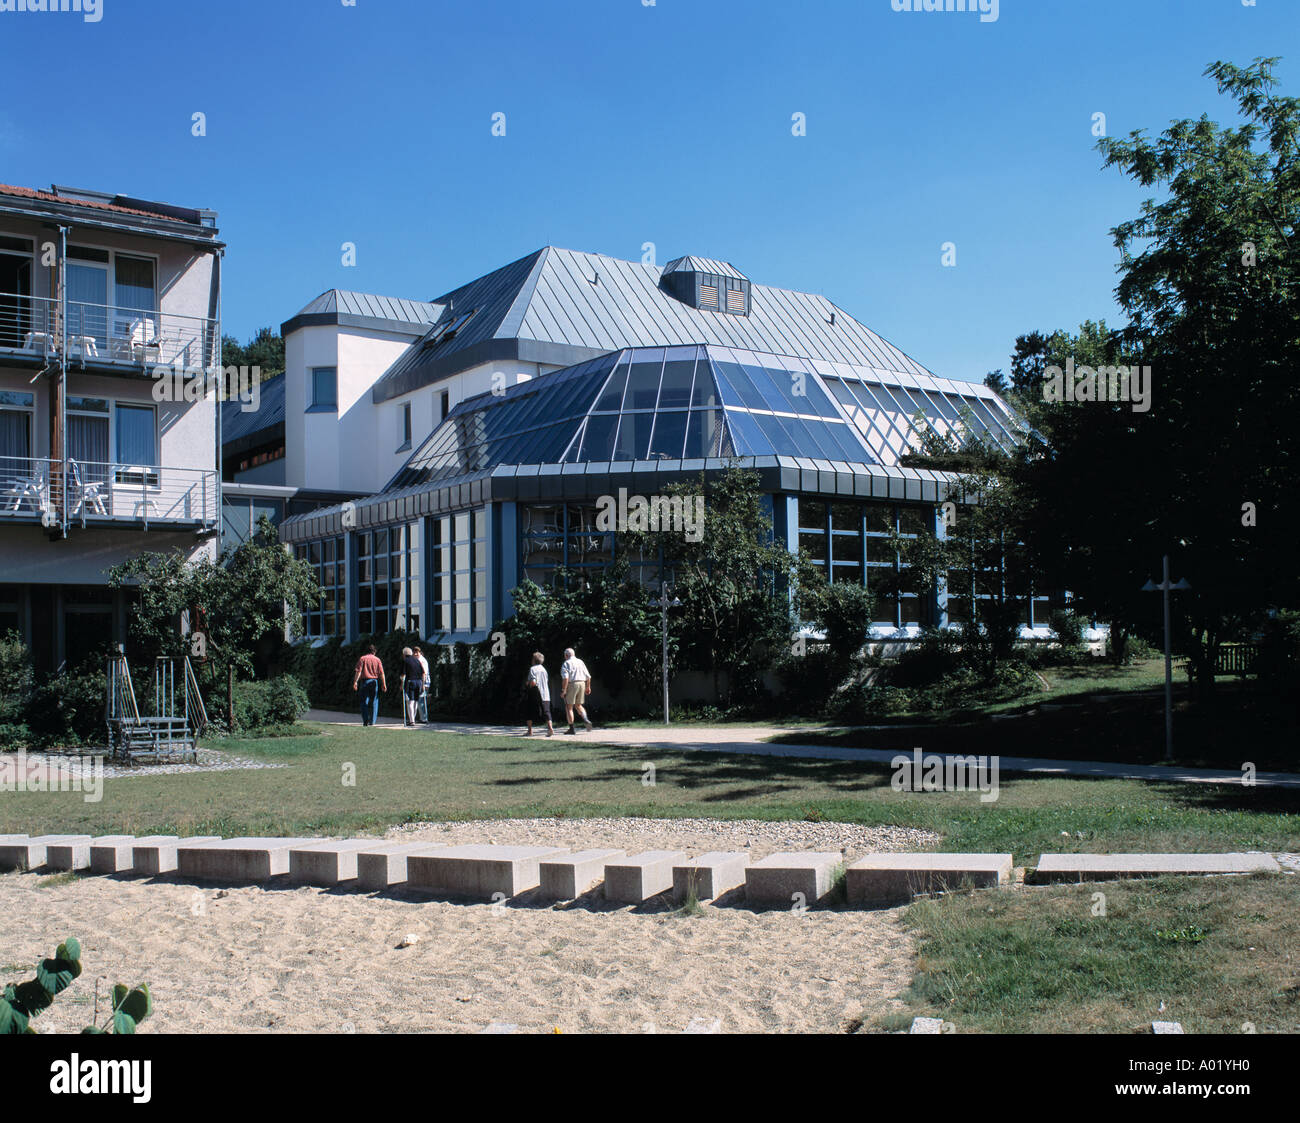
66,263,109,347
68,414,109,464
115,405,155,466
0,409,30,460
114,256,155,314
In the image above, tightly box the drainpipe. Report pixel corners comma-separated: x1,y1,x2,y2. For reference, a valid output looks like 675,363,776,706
57,225,68,537
214,247,223,531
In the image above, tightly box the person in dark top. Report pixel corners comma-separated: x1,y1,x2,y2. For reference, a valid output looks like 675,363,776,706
401,646,424,727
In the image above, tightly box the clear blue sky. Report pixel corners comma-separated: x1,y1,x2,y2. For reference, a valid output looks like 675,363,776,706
1,0,1293,383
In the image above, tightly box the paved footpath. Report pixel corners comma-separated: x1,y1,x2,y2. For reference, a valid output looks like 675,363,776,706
304,710,1300,790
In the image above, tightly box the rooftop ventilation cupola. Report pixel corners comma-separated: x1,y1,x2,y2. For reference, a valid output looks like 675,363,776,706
660,256,751,316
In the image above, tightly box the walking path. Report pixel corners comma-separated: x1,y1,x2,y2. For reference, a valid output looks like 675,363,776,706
303,710,1300,789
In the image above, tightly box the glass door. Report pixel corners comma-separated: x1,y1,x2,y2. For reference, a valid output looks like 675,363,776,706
66,258,109,353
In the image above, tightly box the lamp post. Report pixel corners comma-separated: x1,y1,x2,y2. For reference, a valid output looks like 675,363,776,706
649,584,681,725
1142,555,1191,762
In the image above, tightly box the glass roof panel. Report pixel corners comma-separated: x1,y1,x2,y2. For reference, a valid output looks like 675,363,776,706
647,410,689,460
657,358,695,409
591,354,630,412
579,413,619,461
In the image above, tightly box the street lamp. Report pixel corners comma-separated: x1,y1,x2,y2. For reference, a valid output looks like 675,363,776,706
649,583,682,725
1142,554,1191,762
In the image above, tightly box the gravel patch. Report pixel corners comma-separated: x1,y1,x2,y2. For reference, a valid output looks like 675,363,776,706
1275,853,1300,874
387,817,939,862
29,748,286,779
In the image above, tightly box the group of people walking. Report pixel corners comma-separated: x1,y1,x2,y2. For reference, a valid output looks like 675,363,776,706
523,648,593,737
350,643,430,727
349,643,593,735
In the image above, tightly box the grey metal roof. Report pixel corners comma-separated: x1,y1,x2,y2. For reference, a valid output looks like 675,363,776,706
281,289,444,338
221,374,285,447
662,255,747,280
370,246,941,403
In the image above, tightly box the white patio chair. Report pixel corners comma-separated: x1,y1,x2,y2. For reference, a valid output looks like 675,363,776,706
68,459,108,521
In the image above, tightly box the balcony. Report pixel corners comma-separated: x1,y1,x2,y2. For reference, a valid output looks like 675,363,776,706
0,456,218,531
0,292,219,372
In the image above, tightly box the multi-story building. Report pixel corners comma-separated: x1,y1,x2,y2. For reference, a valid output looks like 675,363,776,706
275,247,1043,647
0,183,222,668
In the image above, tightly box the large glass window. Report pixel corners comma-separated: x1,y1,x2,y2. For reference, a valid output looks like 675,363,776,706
430,508,487,633
357,523,420,636
295,536,347,638
519,503,618,592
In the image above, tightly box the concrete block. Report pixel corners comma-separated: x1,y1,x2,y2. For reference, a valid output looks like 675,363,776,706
28,835,93,871
846,853,1014,905
1152,1021,1184,1034
289,840,379,886
672,852,749,903
406,845,569,898
745,852,841,906
1031,852,1281,884
538,849,625,899
0,835,30,871
355,843,455,891
910,1017,945,1034
88,836,139,874
177,837,316,881
604,851,688,904
132,836,220,876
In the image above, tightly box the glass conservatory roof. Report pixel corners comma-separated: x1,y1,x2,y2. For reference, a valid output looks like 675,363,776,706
387,344,1021,491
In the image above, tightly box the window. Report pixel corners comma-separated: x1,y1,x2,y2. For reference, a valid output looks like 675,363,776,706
519,503,617,593
431,508,487,633
398,402,412,451
0,390,34,460
356,524,420,636
295,536,347,638
439,389,450,422
310,367,337,411
115,405,156,467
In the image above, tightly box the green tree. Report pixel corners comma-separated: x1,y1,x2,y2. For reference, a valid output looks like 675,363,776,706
109,516,318,689
221,327,285,380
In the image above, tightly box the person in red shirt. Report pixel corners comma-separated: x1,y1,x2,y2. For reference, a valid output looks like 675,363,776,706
352,644,387,726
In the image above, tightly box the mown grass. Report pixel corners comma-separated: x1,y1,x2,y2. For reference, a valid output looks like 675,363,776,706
885,873,1300,1033
3,724,1296,863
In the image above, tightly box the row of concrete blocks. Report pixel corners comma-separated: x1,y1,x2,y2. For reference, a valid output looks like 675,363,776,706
1,835,1281,905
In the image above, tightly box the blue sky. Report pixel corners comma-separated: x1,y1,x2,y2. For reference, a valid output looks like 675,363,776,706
1,0,1293,383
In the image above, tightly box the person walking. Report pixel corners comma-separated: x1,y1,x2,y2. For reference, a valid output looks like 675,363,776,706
523,652,554,737
401,646,424,727
559,646,593,735
414,645,431,723
352,644,386,726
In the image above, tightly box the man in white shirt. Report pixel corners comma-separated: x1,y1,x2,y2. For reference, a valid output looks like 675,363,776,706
414,645,431,723
559,646,593,734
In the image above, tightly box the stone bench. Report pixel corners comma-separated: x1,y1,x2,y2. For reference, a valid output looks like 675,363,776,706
89,836,140,874
745,852,841,907
605,851,688,904
673,852,748,903
290,840,380,886
356,843,454,891
846,853,1014,905
177,837,316,881
1030,852,1281,884
7,835,92,871
406,845,569,898
539,849,625,899
133,836,220,876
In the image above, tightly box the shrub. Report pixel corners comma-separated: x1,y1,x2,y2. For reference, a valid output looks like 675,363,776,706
233,675,310,731
25,670,107,748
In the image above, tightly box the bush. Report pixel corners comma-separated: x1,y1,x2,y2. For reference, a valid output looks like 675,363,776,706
232,675,310,731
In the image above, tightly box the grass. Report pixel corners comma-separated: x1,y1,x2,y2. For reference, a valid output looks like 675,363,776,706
769,657,1298,772
4,724,1297,864
886,872,1300,1033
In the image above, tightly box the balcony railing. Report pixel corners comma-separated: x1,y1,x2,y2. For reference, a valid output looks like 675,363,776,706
0,291,219,370
0,455,218,530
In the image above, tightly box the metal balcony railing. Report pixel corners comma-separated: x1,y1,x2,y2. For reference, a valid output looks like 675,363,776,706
0,291,219,370
0,455,218,529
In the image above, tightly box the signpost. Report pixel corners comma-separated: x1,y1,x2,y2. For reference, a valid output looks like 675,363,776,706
1142,555,1191,762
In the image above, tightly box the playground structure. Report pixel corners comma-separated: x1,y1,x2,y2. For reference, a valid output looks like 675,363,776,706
105,650,208,765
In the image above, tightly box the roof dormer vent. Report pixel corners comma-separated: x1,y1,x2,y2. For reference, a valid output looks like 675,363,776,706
660,256,751,316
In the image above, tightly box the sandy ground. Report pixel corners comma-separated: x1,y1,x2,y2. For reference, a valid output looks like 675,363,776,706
2,818,929,1034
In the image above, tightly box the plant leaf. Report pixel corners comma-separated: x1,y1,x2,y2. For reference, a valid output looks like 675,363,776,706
112,1010,136,1035
118,985,152,1024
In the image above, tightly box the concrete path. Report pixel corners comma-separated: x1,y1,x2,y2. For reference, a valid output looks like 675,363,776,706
302,710,1300,790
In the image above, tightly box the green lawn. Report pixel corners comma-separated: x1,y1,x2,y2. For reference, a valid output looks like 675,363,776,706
883,873,1300,1034
768,657,1298,772
5,724,1297,864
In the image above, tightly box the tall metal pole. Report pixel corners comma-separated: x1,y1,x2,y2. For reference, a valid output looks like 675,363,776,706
1162,554,1173,762
661,594,669,726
